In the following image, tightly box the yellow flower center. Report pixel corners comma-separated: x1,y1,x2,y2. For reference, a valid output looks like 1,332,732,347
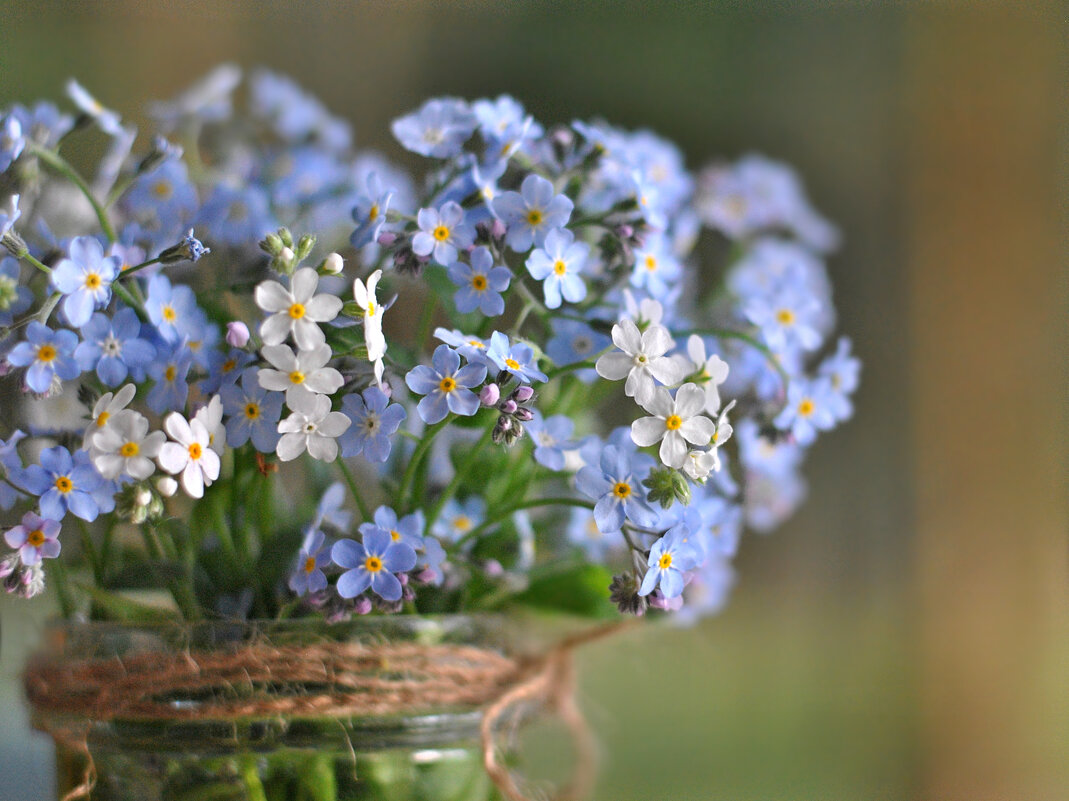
366,301,376,317
665,414,682,431
27,529,46,547
304,556,317,574
798,399,815,417
289,371,305,385
369,203,380,221
658,552,673,569
164,365,177,382
288,303,306,319
439,376,456,393
153,181,173,199
612,481,631,499
468,339,486,349
120,441,139,457
553,260,567,276
36,344,57,363
505,358,520,370
776,308,795,326
96,411,110,427
162,304,177,322
390,530,401,542
453,515,472,532
525,209,543,226
54,476,73,494
188,442,203,461
245,402,261,420
222,358,237,373
433,225,450,242
644,255,658,272
364,556,383,573
85,272,102,290
472,274,488,291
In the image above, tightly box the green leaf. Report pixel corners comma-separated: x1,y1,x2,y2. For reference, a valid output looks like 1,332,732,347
77,584,181,624
506,563,618,619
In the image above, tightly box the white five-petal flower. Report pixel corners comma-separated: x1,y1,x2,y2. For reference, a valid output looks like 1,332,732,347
157,413,221,498
683,399,738,479
631,383,716,469
255,267,343,351
91,410,165,481
83,383,136,448
686,335,730,415
276,390,351,463
352,269,387,361
257,343,344,408
193,395,226,456
595,318,687,406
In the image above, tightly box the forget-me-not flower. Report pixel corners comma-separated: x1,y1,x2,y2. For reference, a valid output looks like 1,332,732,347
332,527,417,601
14,446,104,522
0,257,33,326
220,368,284,453
7,322,80,394
483,331,548,384
448,246,511,316
146,274,201,343
412,201,475,266
50,236,121,327
74,308,156,387
338,386,407,462
146,343,193,414
4,512,61,566
405,344,487,425
433,496,486,543
0,115,24,173
255,267,343,352
575,444,658,533
493,174,574,252
525,228,589,309
289,529,332,596
391,98,477,159
526,411,576,471
638,524,701,598
773,377,837,446
350,172,393,248
546,319,609,383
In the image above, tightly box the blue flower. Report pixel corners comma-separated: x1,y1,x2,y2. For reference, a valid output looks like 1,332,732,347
743,288,823,355
124,159,198,226
195,184,276,246
350,172,393,248
818,337,861,423
525,228,589,309
546,319,609,383
473,95,542,156
391,98,477,159
412,201,475,266
369,506,425,550
338,386,407,462
199,347,254,395
332,527,417,601
483,331,548,384
50,236,121,327
0,430,26,511
4,512,61,566
433,496,486,543
638,524,701,598
492,174,574,252
566,506,614,561
773,377,837,446
74,308,156,386
12,446,103,522
415,535,447,586
575,445,658,533
220,368,283,453
0,115,25,173
0,194,20,239
405,345,487,424
525,411,576,471
146,274,201,343
7,322,81,394
433,327,490,362
10,101,73,149
289,529,332,596
310,482,353,533
448,246,511,316
146,342,193,414
0,257,32,326
630,237,682,301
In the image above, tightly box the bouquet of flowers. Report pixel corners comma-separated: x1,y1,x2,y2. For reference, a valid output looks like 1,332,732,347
0,66,859,624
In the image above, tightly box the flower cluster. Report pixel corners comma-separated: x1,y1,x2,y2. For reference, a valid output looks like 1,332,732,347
0,70,858,621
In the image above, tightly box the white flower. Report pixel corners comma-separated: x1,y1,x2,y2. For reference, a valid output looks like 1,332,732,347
255,267,343,351
352,270,386,361
622,289,664,327
257,343,344,408
630,383,716,469
90,410,165,481
83,383,136,449
682,448,717,482
193,395,225,456
157,413,221,498
276,391,350,463
687,335,730,415
595,318,687,406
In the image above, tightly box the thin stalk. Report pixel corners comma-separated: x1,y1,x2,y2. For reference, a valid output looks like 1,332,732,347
19,251,51,276
28,144,117,243
76,519,103,585
48,557,76,619
336,457,372,522
424,418,495,537
397,416,451,511
117,256,162,279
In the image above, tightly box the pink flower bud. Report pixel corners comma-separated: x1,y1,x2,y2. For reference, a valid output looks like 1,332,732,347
353,596,373,615
226,321,250,348
414,568,438,585
377,232,397,247
490,218,507,240
500,399,518,414
480,383,501,406
483,559,504,578
514,408,533,422
512,385,535,403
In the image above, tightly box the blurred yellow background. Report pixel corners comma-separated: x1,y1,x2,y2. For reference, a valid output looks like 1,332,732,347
0,2,1065,799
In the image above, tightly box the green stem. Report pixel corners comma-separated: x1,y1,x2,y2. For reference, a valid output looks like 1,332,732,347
454,496,595,550
76,519,103,585
415,292,440,351
398,416,451,511
336,457,372,522
48,557,77,619
678,326,790,393
424,417,496,537
20,251,51,275
117,256,162,279
28,144,117,243
111,280,149,319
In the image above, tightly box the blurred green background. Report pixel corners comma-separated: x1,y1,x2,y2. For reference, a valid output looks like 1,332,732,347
0,2,1064,799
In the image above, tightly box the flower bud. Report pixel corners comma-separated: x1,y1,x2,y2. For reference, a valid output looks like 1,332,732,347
321,252,344,275
479,383,501,406
156,476,178,498
483,559,504,578
514,408,533,422
490,218,507,240
377,231,398,247
260,232,283,255
134,487,152,508
353,596,373,615
225,321,250,348
512,385,535,403
278,246,295,267
499,399,518,415
296,233,316,260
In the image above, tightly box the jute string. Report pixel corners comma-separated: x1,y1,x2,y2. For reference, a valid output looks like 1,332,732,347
25,622,629,801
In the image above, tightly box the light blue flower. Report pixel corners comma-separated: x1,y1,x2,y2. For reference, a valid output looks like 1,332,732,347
773,377,837,446
566,506,615,561
146,343,193,414
288,529,331,596
146,274,201,343
50,236,121,327
412,201,475,266
7,322,80,394
220,368,283,453
743,287,824,355
575,445,657,533
12,446,103,522
0,194,20,239
0,115,24,173
0,257,32,326
433,496,486,543
125,159,198,226
525,411,576,471
332,527,417,601
199,347,254,395
630,237,682,301
0,431,26,511
473,95,542,157
391,98,477,159
350,172,393,248
638,524,700,598
483,331,548,384
492,174,573,252
10,101,73,149
526,228,589,309
415,536,447,586
4,512,61,566
338,386,407,461
818,337,861,423
546,319,609,383
405,344,487,425
433,327,489,362
448,246,511,316
74,308,156,387
369,506,425,550
195,184,276,246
